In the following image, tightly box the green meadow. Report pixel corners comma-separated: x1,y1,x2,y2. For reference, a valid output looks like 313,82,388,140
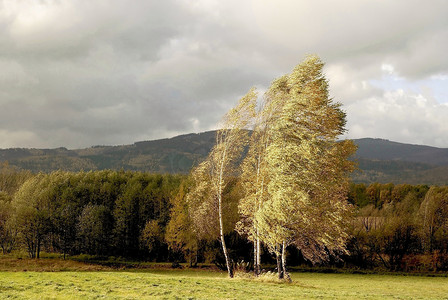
1,269,448,299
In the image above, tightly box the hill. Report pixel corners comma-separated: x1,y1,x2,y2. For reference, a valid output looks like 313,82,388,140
350,138,448,185
1,133,447,185
0,131,216,174
353,138,448,166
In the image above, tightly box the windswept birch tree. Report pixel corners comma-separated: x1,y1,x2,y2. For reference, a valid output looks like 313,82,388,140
249,55,356,279
236,83,286,275
187,89,257,278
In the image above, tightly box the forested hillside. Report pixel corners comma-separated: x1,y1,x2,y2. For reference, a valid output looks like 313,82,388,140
351,139,448,185
353,138,448,165
0,131,216,174
1,133,448,185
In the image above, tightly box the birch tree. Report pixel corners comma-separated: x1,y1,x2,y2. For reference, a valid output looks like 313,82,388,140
254,55,356,279
236,83,286,275
187,89,256,278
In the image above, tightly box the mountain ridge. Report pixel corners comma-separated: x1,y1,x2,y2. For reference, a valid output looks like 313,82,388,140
353,138,448,166
1,132,447,185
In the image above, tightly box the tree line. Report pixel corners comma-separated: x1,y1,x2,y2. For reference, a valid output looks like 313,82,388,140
1,166,447,272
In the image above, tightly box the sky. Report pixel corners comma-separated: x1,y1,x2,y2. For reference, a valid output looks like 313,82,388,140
1,0,448,149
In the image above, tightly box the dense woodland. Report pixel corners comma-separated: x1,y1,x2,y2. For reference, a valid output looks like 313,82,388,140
1,164,448,273
0,163,181,260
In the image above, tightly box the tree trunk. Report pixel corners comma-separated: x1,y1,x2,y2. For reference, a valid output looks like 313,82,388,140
282,241,291,282
218,193,233,278
254,155,262,277
27,240,35,258
276,247,283,279
253,239,257,276
194,249,198,267
217,147,233,278
256,235,261,276
36,239,41,259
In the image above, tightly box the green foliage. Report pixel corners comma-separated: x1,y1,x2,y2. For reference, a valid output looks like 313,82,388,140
418,186,448,253
348,183,448,271
77,204,113,256
113,178,144,257
141,220,163,258
0,162,32,196
165,181,199,265
0,192,16,254
348,183,368,207
12,174,54,258
6,170,182,259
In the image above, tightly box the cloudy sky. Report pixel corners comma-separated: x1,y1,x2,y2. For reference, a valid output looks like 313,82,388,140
1,0,448,149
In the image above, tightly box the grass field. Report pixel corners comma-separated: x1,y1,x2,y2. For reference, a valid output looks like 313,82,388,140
1,268,448,299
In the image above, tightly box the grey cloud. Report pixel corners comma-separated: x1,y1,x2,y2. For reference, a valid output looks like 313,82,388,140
345,90,448,147
0,0,448,149
2,1,184,60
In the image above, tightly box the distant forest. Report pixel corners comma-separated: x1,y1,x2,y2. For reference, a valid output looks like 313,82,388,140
1,164,447,272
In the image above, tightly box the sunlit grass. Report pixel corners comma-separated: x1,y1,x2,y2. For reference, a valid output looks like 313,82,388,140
1,269,448,299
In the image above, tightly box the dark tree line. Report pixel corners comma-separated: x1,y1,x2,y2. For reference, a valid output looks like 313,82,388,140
1,169,181,259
